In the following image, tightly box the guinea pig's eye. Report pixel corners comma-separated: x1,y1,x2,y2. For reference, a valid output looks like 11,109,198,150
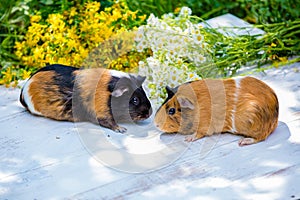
168,108,176,115
131,96,140,106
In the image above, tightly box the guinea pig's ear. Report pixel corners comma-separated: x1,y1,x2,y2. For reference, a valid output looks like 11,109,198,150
136,75,146,86
111,86,129,97
166,86,176,98
177,96,194,110
130,75,146,87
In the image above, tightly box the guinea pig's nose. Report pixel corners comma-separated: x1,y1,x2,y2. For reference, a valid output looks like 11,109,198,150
143,108,152,118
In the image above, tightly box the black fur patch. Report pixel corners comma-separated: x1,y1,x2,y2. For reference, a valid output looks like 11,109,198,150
31,64,79,76
108,76,121,92
155,86,180,115
108,75,152,122
129,86,152,120
51,65,78,114
19,90,28,109
37,65,79,116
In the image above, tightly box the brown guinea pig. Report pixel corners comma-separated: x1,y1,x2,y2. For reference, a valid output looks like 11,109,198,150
154,77,279,146
20,64,152,133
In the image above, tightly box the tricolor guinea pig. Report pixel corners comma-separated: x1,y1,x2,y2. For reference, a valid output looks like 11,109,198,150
154,77,279,146
20,64,152,132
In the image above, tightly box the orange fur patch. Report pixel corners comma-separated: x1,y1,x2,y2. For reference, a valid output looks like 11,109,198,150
74,68,112,121
234,77,278,142
28,71,73,121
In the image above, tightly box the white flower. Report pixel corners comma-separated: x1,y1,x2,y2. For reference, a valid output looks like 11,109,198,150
136,40,148,52
179,7,192,17
135,7,209,105
186,72,200,82
192,32,203,45
138,61,147,74
135,26,145,42
147,14,159,26
162,13,174,20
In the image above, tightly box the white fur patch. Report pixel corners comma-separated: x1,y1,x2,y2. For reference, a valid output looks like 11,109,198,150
230,77,244,133
109,70,130,78
233,76,243,88
22,79,42,116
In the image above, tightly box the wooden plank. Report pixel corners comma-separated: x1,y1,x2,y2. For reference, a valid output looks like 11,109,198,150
73,120,300,199
0,87,24,120
0,111,129,199
202,13,265,37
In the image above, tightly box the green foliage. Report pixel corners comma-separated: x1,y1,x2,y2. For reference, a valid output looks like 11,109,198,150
26,0,113,19
0,0,30,69
126,0,300,23
238,0,300,23
201,19,300,76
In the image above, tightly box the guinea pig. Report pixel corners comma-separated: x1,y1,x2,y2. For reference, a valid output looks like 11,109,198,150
20,64,152,133
154,77,279,146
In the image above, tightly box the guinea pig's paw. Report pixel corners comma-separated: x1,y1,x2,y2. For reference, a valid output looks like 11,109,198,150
184,133,198,142
114,126,127,133
238,137,256,146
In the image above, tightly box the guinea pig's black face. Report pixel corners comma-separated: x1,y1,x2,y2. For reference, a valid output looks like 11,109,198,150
129,87,152,121
109,75,152,122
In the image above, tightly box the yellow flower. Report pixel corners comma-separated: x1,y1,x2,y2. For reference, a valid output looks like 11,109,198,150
78,46,88,59
58,57,68,65
47,14,64,29
138,15,147,21
30,15,42,23
69,7,77,17
278,57,287,62
85,1,100,13
122,12,129,21
269,54,278,60
112,9,122,21
1,67,12,80
174,7,181,14
22,70,32,79
12,0,146,81
33,47,44,61
67,39,78,51
129,10,138,20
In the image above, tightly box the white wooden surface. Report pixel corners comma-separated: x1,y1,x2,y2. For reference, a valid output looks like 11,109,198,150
203,13,265,37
